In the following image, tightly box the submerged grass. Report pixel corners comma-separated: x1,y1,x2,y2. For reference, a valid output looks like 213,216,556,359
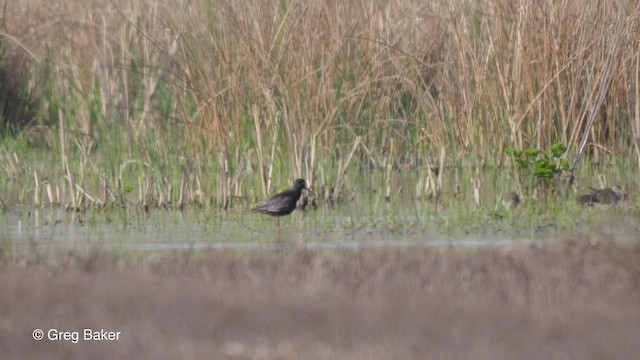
0,0,638,230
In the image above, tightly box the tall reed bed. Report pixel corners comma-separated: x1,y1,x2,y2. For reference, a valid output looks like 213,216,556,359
0,0,638,209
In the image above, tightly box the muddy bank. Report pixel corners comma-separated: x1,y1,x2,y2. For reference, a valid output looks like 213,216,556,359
1,238,639,359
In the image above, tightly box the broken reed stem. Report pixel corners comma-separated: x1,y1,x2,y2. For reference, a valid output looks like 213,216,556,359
74,183,100,205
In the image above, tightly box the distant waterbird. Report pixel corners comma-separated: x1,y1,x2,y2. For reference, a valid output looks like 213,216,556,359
251,179,310,224
577,186,625,207
502,191,521,209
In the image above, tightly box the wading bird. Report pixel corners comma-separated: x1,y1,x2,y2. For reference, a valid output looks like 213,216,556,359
577,186,625,207
252,179,310,225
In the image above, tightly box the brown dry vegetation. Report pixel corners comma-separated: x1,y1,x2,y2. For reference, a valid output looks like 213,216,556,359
1,239,640,359
3,0,637,154
1,0,640,209
2,2,640,356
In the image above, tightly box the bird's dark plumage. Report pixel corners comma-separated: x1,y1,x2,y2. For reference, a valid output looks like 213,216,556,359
577,186,624,206
252,179,308,217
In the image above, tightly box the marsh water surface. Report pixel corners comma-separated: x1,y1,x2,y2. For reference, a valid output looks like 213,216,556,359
3,199,635,254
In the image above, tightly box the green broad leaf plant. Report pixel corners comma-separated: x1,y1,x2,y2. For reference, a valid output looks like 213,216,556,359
506,142,570,200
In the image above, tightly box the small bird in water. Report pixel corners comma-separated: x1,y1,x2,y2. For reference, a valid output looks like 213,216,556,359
577,186,625,207
252,179,310,224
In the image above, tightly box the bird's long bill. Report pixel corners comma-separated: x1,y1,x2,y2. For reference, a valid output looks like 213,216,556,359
304,186,315,196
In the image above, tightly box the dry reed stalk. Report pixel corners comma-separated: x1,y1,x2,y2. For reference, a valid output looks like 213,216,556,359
58,110,77,209
633,51,640,169
253,106,267,197
120,32,133,158
136,176,142,205
74,192,85,210
2,149,19,177
58,184,65,207
384,157,392,202
45,181,54,205
178,176,185,208
33,171,40,206
158,177,172,208
453,166,460,198
216,151,230,209
266,115,279,195
167,181,173,208
415,176,423,199
437,147,446,192
100,177,108,205
597,174,607,189
332,136,361,203
305,134,317,189
146,175,154,208
194,173,204,208
74,183,99,206
472,177,481,207
424,156,438,201
569,2,630,185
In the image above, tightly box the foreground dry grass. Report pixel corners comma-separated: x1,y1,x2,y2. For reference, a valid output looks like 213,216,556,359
1,239,640,359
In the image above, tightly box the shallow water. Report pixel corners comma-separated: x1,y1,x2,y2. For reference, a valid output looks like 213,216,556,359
0,202,568,254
